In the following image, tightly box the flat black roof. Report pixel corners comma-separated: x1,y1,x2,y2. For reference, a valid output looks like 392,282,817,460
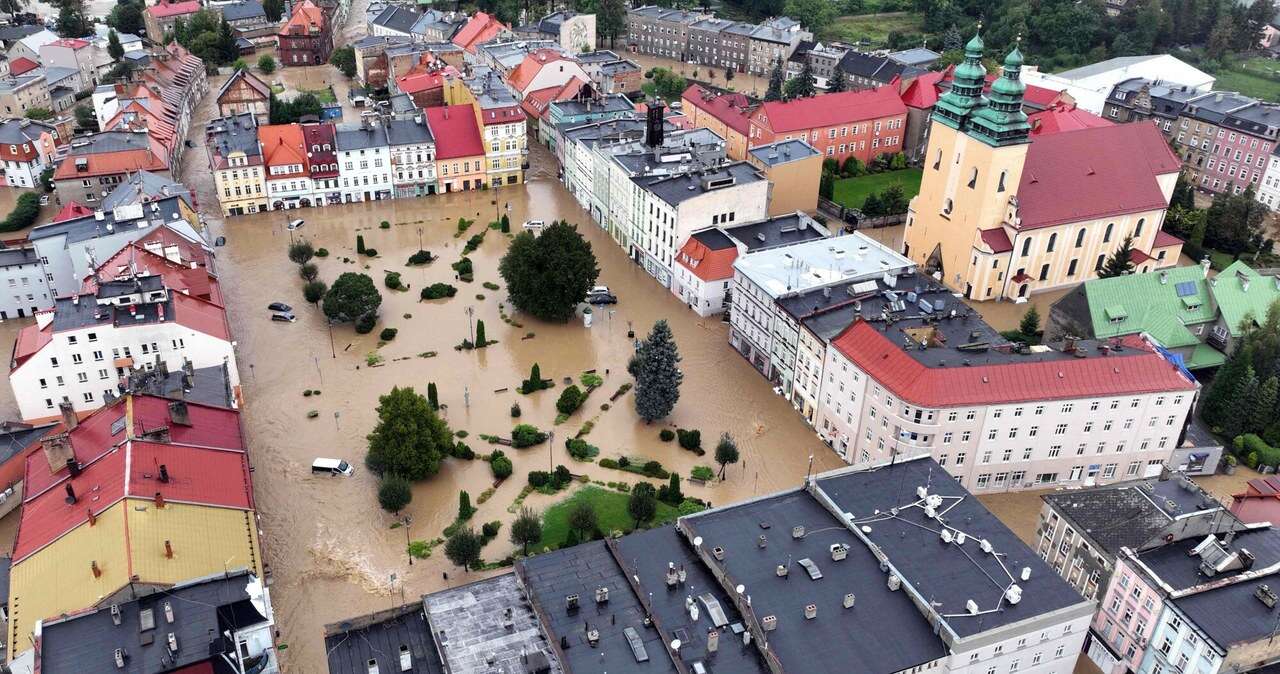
691,227,736,251
816,459,1089,638
324,603,443,674
682,487,948,673
519,540,675,673
724,212,826,252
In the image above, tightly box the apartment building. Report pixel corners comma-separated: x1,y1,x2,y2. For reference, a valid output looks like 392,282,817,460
626,6,705,61
259,123,313,209
216,68,271,124
746,85,907,164
903,35,1182,301
143,0,201,42
505,48,590,99
39,38,101,92
206,112,267,216
335,122,394,202
450,11,508,52
746,138,822,216
9,252,235,423
0,73,50,118
385,116,436,197
303,121,342,205
0,117,65,189
426,104,486,192
52,131,172,206
1178,92,1278,198
537,90,632,155
277,0,333,66
328,455,1095,674
687,16,749,73
747,16,810,76
681,84,752,160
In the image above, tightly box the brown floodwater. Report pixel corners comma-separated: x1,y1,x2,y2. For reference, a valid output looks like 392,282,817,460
176,71,846,666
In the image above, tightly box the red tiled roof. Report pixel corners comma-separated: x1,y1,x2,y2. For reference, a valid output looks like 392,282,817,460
752,85,907,133
14,429,252,561
1015,121,1180,230
979,227,1013,253
170,290,232,341
452,12,506,52
898,71,944,108
51,201,93,223
9,57,37,76
1129,248,1153,265
147,0,201,18
675,235,737,281
425,105,484,159
258,123,308,175
519,78,586,120
1023,84,1063,108
508,49,572,92
830,320,1195,409
1028,103,1111,136
1153,230,1184,248
682,84,752,136
281,0,326,34
53,148,169,180
395,66,459,94
49,37,89,49
83,245,221,305
1238,477,1280,500
10,323,51,370
480,104,526,126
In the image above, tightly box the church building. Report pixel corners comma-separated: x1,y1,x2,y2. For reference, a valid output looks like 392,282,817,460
902,34,1184,301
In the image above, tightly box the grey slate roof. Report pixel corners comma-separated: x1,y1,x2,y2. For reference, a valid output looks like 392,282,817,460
888,47,940,67
1043,476,1229,557
29,195,187,245
724,211,825,252
219,0,266,22
125,363,237,409
636,161,763,207
384,117,434,146
372,4,420,34
0,421,54,470
335,125,389,151
0,246,40,268
0,118,54,145
39,570,269,674
748,139,819,166
838,50,923,83
691,226,737,251
1170,530,1280,649
100,170,193,211
325,603,444,674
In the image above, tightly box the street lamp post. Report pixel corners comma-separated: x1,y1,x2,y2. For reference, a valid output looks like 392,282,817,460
548,430,554,471
403,514,413,566
466,306,475,344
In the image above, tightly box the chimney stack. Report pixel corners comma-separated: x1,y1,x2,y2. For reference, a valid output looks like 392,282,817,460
154,491,165,508
164,540,173,558
87,507,96,526
64,483,77,504
43,433,74,476
91,560,101,578
58,401,78,431
159,464,170,483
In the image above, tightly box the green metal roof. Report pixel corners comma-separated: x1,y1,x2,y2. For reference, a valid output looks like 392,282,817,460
1212,260,1280,336
1084,265,1215,349
1186,343,1227,369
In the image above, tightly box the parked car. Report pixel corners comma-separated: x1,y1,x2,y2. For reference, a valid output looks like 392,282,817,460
271,312,296,322
589,285,610,296
286,219,305,230
312,458,354,476
38,195,49,206
586,292,617,305
522,219,545,233
268,302,292,312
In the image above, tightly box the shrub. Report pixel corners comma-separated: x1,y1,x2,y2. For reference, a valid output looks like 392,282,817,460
356,234,366,254
298,263,319,282
528,470,550,487
453,442,475,460
643,460,665,477
380,220,391,229
379,328,398,341
377,474,412,512
1237,434,1280,469
678,499,707,516
315,247,329,257
364,248,378,257
421,283,458,300
355,313,377,334
510,402,522,418
581,372,603,389
554,464,571,487
691,466,715,481
556,385,585,415
511,424,548,448
565,437,600,461
452,257,474,281
303,280,327,304
491,452,513,479
462,232,485,255
659,429,675,442
618,456,631,468
483,281,500,290
481,521,501,538
407,249,433,265
599,458,619,469
0,193,40,232
676,429,702,451
384,272,404,290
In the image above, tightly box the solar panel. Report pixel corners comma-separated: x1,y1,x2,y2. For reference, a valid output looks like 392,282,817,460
1175,281,1197,297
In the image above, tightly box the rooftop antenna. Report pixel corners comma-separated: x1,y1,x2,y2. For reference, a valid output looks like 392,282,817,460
805,454,814,485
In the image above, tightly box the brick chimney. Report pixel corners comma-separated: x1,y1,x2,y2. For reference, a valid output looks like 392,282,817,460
58,400,78,431
42,433,74,475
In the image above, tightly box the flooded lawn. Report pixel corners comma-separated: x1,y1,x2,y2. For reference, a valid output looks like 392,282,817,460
200,144,844,668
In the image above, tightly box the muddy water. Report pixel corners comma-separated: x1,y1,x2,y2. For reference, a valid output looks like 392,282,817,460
192,138,844,669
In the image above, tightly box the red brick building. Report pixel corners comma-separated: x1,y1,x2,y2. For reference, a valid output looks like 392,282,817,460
277,0,332,67
746,86,908,164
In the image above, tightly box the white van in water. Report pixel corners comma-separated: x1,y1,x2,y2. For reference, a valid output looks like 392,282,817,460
312,458,354,476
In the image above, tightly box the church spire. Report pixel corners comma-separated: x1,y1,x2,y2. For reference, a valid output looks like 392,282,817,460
967,39,1031,146
933,28,988,130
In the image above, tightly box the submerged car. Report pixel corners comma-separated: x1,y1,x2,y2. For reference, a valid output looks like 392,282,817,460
271,312,296,322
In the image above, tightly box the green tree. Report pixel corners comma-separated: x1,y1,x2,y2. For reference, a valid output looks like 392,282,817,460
1226,366,1259,439
1099,236,1136,278
828,67,848,93
322,272,382,323
427,382,439,410
1172,172,1196,210
365,386,453,481
299,263,319,282
628,482,657,527
475,320,487,346
458,490,474,519
714,432,740,478
330,46,357,78
764,57,785,101
57,0,90,37
107,30,124,60
785,0,836,34
598,0,626,46
510,507,542,555
1019,306,1041,341
567,500,598,541
377,474,412,512
556,385,585,415
258,54,277,74
1253,376,1279,436
263,0,284,21
1203,345,1254,428
23,108,53,121
630,320,683,422
74,105,98,132
490,452,513,479
498,221,600,322
444,528,483,571
108,0,145,34
644,67,687,101
288,240,314,265
0,193,40,233
783,59,817,99
819,171,834,200
303,280,327,304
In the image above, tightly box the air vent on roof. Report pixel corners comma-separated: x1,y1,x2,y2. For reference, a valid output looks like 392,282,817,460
804,604,817,619
114,648,126,669
111,604,121,625
761,615,777,631
712,546,725,560
776,564,789,577
139,607,155,632
792,525,805,539
830,544,847,561
565,594,580,612
166,632,178,655
887,575,901,591
595,587,609,604
399,645,412,671
1258,584,1278,608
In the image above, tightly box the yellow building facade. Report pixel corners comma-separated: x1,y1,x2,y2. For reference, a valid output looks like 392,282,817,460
903,36,1181,301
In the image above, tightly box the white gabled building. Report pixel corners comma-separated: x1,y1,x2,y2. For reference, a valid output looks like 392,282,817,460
335,122,394,202
9,255,238,424
384,116,437,197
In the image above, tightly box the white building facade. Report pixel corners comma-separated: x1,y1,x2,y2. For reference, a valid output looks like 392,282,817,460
335,125,394,202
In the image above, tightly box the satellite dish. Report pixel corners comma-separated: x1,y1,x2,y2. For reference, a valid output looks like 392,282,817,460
671,639,682,651
693,536,703,547
735,584,746,594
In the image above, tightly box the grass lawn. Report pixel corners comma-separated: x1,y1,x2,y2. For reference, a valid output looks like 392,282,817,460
832,168,923,210
302,87,338,104
1212,58,1280,103
541,485,678,549
824,12,924,47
